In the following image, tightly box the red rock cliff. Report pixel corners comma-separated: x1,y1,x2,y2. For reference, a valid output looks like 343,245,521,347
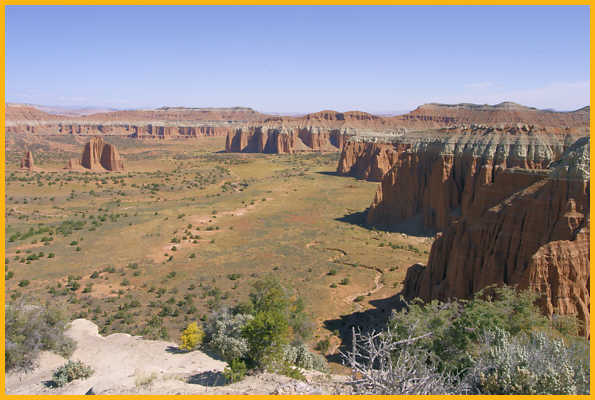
225,126,347,154
80,137,125,171
403,137,590,333
365,129,578,231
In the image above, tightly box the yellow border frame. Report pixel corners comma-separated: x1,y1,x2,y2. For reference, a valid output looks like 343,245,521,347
0,2,592,399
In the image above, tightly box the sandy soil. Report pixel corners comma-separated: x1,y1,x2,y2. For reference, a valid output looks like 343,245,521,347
5,319,349,395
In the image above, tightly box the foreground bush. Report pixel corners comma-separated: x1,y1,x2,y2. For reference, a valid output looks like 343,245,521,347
203,276,327,382
223,359,247,384
5,301,75,372
282,343,329,373
204,309,253,361
466,328,589,394
343,286,589,395
52,360,94,387
179,322,205,351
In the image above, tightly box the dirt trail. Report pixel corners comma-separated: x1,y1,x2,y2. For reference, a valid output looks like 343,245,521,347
314,246,385,311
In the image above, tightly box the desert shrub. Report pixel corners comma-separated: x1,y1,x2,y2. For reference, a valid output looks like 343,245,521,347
180,321,205,351
464,328,589,394
205,309,253,361
242,304,289,369
135,371,158,389
241,276,315,371
5,301,76,372
204,277,315,373
387,286,551,374
315,338,330,353
223,359,247,384
344,286,589,395
344,328,464,394
52,360,94,387
282,343,328,372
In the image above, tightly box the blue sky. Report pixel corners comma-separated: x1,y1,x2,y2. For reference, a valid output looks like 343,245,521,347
5,6,590,113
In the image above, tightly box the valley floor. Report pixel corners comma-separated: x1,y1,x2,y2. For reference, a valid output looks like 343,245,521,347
5,135,433,373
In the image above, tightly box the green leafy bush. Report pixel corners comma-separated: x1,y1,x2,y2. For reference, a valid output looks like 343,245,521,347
388,286,551,374
52,360,94,387
345,286,589,395
223,359,247,384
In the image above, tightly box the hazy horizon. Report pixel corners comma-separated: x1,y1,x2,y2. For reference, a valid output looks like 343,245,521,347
6,6,589,113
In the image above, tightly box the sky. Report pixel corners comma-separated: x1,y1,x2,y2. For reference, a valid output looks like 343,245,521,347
5,5,590,114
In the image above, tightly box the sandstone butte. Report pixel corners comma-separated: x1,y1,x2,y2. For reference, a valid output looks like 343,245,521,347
402,137,590,335
20,149,34,170
68,137,125,172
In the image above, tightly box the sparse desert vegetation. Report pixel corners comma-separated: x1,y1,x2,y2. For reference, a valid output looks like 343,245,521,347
5,135,431,375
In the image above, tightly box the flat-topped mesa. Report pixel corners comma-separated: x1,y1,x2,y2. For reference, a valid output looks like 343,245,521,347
403,136,590,334
225,125,351,154
392,102,590,131
79,137,125,171
20,150,34,170
358,126,582,231
7,102,588,140
4,103,266,137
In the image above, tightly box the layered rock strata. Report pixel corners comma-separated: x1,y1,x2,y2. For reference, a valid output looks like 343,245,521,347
360,127,582,231
403,137,590,333
8,102,588,148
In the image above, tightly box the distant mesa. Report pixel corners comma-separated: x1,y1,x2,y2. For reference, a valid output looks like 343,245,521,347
67,137,125,172
5,101,589,144
20,150,34,170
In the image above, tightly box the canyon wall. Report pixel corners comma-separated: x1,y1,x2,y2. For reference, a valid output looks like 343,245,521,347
358,127,581,232
403,137,590,333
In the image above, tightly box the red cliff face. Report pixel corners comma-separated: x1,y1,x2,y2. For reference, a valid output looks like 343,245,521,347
224,126,346,154
403,137,590,334
80,137,125,171
337,141,405,181
364,130,577,231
